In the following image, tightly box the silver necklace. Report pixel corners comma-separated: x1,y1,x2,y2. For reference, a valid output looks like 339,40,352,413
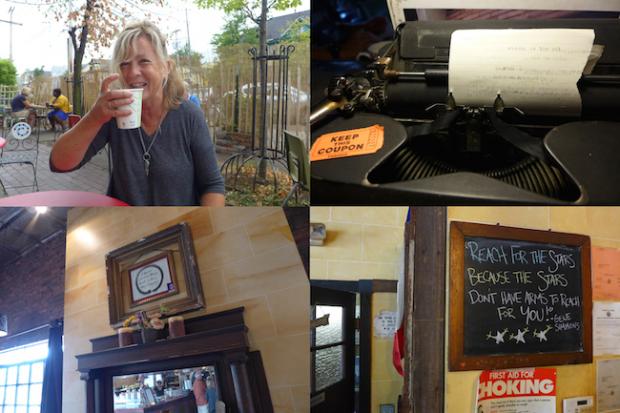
138,126,162,177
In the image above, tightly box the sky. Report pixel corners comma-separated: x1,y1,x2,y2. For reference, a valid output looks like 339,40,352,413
0,0,309,76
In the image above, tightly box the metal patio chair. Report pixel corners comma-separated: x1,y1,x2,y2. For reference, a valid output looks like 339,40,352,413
0,118,40,195
282,130,310,205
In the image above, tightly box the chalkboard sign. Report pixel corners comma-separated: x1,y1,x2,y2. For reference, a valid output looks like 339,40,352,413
449,221,592,371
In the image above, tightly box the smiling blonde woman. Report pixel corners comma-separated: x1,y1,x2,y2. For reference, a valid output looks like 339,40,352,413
50,21,225,206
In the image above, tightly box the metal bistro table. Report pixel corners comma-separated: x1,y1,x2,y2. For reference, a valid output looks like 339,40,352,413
33,105,51,132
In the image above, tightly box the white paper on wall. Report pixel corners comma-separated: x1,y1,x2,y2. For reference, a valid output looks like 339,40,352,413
374,310,398,338
594,301,620,356
597,358,620,412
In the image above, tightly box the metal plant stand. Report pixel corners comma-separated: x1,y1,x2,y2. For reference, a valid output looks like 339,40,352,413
221,45,295,197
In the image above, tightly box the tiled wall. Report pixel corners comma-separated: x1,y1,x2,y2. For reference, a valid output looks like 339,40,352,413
62,207,309,413
446,207,620,413
310,206,408,411
310,207,408,280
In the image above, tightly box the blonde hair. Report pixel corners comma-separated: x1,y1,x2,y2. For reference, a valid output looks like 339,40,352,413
111,21,185,110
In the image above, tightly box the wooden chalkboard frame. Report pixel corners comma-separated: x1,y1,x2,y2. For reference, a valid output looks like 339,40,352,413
449,221,592,371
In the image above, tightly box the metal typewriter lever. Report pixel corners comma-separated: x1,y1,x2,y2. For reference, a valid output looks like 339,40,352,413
310,73,386,125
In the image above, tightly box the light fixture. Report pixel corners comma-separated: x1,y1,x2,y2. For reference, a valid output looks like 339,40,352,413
34,206,48,214
0,314,7,337
73,227,97,249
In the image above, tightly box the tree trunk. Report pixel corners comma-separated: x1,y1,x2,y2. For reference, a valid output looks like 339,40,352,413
72,51,84,115
69,0,92,116
234,68,240,132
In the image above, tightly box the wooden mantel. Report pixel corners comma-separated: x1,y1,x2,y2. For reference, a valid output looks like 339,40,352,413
75,307,273,413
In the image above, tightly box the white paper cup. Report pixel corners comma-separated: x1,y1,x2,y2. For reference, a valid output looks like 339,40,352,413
115,88,143,129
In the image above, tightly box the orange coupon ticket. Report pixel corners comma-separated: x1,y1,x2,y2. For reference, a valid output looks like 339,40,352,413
310,125,384,161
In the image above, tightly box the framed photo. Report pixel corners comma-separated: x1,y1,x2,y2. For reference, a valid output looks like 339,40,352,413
128,252,178,305
106,223,204,327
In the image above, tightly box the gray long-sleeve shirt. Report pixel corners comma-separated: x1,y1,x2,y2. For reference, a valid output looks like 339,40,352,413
53,101,225,205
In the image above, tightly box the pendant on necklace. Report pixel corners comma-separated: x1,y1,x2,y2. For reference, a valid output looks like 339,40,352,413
143,153,151,176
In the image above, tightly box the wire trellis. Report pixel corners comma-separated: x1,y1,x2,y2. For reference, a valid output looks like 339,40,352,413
221,45,296,195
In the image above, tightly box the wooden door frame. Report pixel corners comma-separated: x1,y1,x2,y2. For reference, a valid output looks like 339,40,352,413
400,207,447,413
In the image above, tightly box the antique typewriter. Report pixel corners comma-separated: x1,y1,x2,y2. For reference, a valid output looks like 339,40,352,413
311,19,620,204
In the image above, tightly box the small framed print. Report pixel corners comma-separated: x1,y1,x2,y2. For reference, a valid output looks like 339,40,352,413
128,252,178,305
105,222,204,327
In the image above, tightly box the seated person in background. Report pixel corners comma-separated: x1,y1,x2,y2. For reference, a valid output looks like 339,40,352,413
10,87,36,126
46,88,71,131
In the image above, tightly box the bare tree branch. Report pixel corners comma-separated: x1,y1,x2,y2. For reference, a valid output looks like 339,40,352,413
68,27,78,51
243,5,259,24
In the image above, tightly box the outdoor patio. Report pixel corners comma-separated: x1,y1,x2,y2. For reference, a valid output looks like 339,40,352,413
0,130,109,196
0,129,239,199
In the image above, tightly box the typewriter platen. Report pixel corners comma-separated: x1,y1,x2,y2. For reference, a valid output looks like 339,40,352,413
311,19,620,205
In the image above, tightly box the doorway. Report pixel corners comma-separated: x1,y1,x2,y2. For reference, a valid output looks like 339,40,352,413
311,279,398,413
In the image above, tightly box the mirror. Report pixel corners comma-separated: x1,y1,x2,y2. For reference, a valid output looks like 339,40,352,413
113,365,220,413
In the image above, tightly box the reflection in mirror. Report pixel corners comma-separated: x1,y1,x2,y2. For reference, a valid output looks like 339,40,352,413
113,365,220,413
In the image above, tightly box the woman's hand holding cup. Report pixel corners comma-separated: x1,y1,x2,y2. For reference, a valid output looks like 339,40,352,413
91,73,134,125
